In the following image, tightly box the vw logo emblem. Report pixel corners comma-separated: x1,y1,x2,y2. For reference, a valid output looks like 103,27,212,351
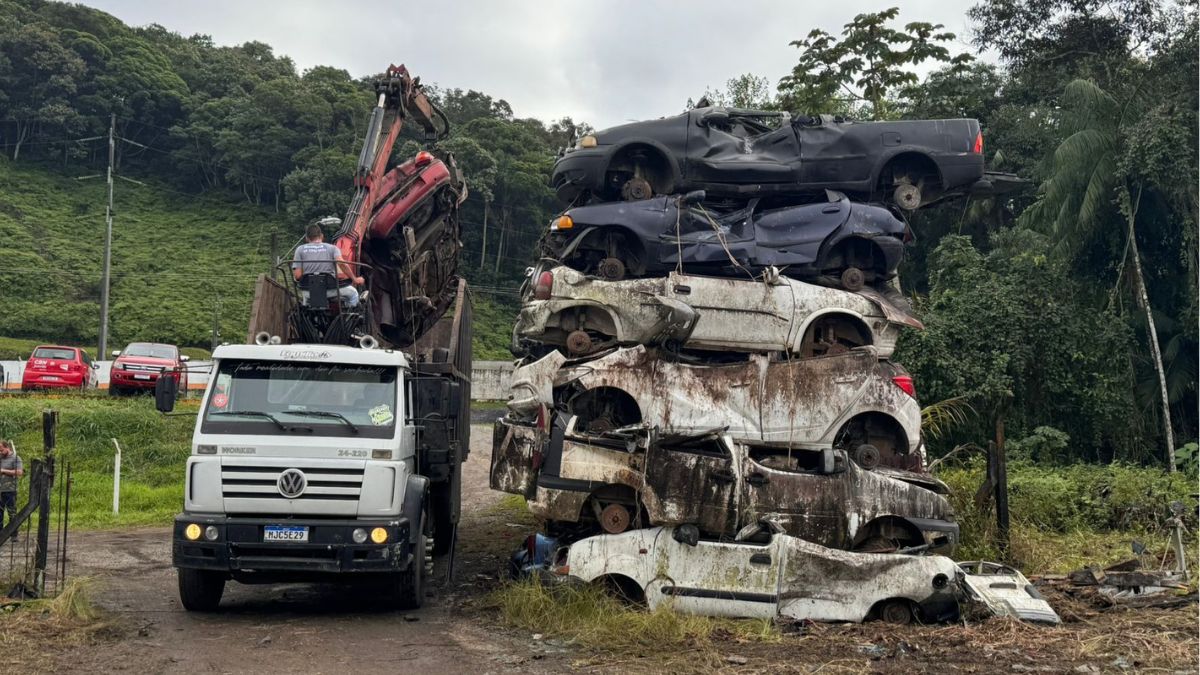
277,469,307,498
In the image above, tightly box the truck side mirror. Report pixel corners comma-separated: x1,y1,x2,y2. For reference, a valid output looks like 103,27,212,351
111,350,121,357
821,448,848,475
155,376,178,413
181,355,191,362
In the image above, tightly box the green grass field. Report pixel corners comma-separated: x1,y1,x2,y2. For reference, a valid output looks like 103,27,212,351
0,157,520,360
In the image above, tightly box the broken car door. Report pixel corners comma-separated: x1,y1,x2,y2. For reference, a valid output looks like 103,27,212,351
662,272,796,353
737,444,853,548
758,348,876,443
643,435,741,536
646,532,783,619
684,109,800,185
750,196,852,269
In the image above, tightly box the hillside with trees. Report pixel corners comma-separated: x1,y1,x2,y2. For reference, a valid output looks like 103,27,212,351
0,0,1194,467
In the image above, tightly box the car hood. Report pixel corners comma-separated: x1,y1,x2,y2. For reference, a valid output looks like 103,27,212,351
591,112,687,144
115,356,174,368
566,196,674,226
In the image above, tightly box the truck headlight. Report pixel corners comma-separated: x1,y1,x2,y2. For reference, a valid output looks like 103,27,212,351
184,523,202,540
196,445,217,455
576,135,597,149
204,526,219,541
370,527,388,544
352,528,368,544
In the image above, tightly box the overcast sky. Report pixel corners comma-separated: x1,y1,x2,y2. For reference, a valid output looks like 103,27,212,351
80,0,984,129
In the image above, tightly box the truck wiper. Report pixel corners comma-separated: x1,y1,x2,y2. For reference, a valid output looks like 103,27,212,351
209,410,300,432
287,410,360,433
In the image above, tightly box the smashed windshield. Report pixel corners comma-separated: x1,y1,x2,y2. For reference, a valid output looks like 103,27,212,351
200,359,399,439
122,343,177,359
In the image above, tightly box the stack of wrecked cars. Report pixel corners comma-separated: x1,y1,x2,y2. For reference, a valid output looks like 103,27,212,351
490,105,1053,626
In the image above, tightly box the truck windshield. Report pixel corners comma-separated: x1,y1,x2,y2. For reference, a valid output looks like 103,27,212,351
200,359,399,439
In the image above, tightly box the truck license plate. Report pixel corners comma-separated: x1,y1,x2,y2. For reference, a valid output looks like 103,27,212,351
263,525,308,542
133,374,151,380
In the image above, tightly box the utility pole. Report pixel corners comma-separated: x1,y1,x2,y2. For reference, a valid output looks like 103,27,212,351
98,113,116,358
211,295,222,352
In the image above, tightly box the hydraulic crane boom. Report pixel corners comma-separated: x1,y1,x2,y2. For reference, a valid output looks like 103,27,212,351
328,64,466,347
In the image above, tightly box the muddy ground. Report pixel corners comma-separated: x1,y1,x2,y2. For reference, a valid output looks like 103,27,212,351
2,424,1196,674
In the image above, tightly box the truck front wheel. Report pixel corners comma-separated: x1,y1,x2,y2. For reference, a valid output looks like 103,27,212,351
178,568,225,611
395,508,429,609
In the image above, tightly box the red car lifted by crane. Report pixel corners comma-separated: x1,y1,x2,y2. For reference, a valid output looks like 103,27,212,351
286,64,467,348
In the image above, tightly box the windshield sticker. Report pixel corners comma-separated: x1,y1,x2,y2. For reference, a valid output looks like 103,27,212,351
212,393,228,409
369,404,394,426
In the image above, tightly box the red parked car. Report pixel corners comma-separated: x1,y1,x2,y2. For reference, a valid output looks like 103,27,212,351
21,345,99,391
109,342,189,396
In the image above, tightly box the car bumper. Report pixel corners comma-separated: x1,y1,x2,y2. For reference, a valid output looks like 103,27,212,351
909,517,960,553
172,514,412,575
110,371,167,389
22,373,85,388
936,154,985,192
551,149,609,202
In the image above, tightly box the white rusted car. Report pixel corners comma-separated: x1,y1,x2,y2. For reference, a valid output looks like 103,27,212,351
491,416,957,552
554,523,962,624
506,344,924,473
513,264,920,358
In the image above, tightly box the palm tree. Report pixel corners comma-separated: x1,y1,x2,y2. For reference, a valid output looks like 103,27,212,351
1020,79,1176,471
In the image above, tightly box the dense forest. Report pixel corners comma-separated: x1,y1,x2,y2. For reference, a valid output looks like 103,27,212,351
0,0,1195,468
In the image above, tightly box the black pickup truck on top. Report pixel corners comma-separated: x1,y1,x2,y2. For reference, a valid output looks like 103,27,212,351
553,107,1015,210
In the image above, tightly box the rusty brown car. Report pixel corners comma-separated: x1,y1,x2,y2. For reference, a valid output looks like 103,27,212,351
507,344,924,473
490,415,957,553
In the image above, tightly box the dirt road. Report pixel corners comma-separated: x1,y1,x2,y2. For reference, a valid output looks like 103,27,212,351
13,424,562,674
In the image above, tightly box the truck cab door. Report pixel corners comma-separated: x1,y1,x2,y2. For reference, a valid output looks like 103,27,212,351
644,435,740,536
408,376,462,480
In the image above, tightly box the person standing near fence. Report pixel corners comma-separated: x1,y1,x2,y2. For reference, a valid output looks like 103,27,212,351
0,440,23,529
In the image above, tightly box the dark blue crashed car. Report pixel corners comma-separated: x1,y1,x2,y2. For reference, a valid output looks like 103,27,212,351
542,190,908,290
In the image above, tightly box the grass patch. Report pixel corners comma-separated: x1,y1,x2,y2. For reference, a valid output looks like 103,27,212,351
0,393,193,529
491,578,777,667
0,578,119,674
937,457,1198,573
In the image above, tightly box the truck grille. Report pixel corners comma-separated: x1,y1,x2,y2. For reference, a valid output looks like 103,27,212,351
220,460,364,502
124,364,164,372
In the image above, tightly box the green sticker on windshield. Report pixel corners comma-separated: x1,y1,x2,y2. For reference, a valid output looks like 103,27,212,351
369,404,394,426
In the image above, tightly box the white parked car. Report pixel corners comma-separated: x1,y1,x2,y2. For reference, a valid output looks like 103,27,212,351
555,523,962,624
507,344,925,473
514,264,920,358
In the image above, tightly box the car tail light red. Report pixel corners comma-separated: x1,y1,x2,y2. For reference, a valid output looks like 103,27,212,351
533,271,554,300
972,131,983,154
414,150,434,167
892,375,916,398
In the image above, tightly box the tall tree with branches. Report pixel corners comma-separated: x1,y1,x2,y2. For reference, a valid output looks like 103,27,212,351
779,7,971,119
1019,78,1176,470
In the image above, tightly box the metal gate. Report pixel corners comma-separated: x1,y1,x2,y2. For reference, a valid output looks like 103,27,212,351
0,411,73,599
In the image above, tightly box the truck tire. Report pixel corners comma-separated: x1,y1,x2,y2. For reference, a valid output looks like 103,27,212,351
178,568,225,611
395,508,428,609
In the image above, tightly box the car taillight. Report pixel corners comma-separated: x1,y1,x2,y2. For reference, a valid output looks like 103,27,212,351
892,375,916,398
414,150,434,167
972,131,983,154
533,271,554,300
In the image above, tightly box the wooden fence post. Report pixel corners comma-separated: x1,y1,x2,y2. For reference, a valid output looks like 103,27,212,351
34,409,57,595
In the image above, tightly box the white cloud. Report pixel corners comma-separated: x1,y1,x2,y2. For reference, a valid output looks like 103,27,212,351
79,0,984,129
